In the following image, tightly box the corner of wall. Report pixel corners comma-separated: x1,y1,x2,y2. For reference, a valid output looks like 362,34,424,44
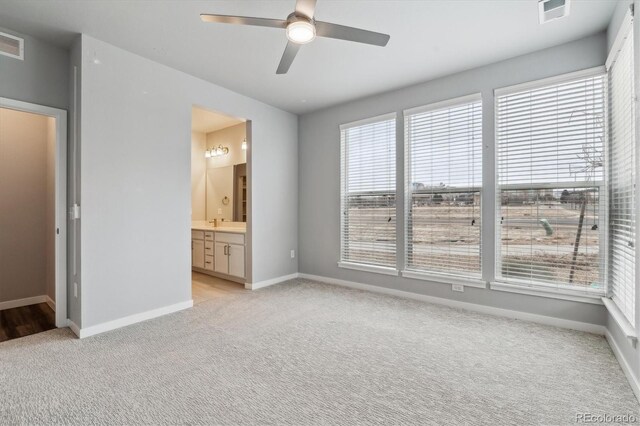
67,34,82,328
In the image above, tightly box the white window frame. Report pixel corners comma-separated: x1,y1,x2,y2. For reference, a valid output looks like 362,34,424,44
602,8,637,342
491,66,608,303
338,112,398,276
401,93,485,288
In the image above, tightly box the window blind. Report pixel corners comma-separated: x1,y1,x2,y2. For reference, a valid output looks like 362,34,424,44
405,95,482,277
608,23,636,325
496,71,606,291
340,114,397,268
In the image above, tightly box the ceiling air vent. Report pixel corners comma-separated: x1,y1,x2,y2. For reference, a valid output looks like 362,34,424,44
0,32,24,60
538,0,570,24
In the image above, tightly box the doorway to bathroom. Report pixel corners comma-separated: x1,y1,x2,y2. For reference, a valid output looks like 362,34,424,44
0,98,67,342
190,106,250,303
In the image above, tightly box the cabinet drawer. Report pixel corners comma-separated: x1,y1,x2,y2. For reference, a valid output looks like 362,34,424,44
205,241,214,254
191,230,204,240
215,232,244,245
204,255,214,271
205,232,214,241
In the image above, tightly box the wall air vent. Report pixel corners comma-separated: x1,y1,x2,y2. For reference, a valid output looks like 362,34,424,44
0,32,24,60
538,0,570,24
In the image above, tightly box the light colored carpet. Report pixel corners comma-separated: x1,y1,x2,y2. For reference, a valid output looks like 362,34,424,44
1,279,638,425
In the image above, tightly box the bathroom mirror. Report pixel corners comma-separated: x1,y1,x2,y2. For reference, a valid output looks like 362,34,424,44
206,163,247,222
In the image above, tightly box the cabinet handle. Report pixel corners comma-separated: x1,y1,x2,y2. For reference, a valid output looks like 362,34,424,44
227,244,231,256
224,245,227,255
205,261,212,264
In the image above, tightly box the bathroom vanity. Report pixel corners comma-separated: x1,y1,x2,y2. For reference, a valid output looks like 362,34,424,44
191,224,246,283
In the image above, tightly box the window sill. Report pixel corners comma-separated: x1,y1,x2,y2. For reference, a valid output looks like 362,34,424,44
337,261,398,276
602,297,637,344
401,270,486,289
490,281,604,305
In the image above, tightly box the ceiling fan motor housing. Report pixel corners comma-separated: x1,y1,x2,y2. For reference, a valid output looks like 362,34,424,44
285,13,316,44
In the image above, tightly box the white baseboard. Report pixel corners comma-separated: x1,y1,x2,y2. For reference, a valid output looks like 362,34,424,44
0,295,48,311
73,300,194,339
67,319,81,337
46,296,56,312
246,273,299,290
298,273,606,335
605,330,640,403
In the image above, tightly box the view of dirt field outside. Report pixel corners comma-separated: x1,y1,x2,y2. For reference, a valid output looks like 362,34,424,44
342,75,605,291
499,188,601,287
346,187,601,287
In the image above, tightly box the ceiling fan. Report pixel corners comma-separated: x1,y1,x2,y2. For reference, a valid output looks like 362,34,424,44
200,0,390,74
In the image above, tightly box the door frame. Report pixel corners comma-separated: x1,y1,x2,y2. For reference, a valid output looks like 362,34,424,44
0,97,68,327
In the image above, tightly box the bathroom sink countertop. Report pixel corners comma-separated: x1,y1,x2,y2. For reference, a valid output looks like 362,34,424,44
191,222,246,234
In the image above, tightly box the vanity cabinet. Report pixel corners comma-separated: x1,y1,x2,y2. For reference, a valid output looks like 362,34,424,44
214,242,229,274
214,232,245,279
192,229,245,281
228,244,245,277
192,239,205,269
191,231,205,269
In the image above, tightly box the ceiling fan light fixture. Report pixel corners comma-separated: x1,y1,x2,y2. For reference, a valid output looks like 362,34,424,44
286,19,316,44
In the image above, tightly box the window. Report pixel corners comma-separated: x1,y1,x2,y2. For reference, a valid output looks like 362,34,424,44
404,95,482,279
607,17,636,325
340,114,397,271
495,70,606,293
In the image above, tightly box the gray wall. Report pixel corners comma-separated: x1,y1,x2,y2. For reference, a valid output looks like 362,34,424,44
67,36,82,327
0,26,69,110
0,108,50,303
299,32,608,326
607,0,633,51
78,35,297,328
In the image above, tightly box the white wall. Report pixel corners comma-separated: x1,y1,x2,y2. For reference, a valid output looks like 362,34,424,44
191,131,206,221
298,33,608,326
78,35,297,329
0,108,51,303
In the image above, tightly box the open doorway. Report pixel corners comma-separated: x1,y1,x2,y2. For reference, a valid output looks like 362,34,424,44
190,106,248,303
0,98,67,342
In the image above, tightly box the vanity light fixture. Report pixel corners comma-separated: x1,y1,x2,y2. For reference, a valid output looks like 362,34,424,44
205,144,229,158
241,138,247,150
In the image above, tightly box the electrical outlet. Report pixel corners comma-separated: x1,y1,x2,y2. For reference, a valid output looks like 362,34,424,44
452,284,464,292
290,250,295,259
74,282,78,298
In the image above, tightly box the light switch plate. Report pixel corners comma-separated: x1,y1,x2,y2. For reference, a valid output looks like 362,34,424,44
452,284,464,292
290,250,295,259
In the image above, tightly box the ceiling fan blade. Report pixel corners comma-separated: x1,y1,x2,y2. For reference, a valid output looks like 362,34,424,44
200,14,287,29
315,21,390,47
276,41,302,74
295,0,317,18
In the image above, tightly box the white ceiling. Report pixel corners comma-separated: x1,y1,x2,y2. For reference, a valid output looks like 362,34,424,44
191,106,244,134
0,0,617,114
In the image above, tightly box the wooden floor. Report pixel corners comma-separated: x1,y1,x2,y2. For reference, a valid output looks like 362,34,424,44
192,271,246,305
0,303,56,343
